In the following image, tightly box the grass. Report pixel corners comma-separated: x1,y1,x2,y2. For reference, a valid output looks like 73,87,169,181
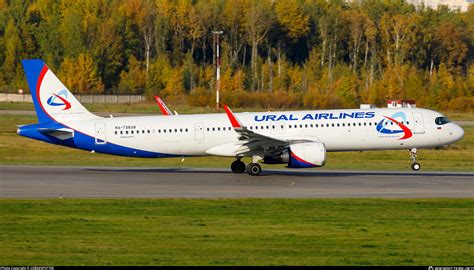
0,199,472,266
1,101,473,120
1,114,472,171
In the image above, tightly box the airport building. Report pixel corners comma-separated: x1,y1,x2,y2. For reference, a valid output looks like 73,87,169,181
407,0,473,12
346,0,473,12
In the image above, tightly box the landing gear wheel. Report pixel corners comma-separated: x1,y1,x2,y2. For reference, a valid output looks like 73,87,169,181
411,162,421,171
247,163,262,176
409,148,421,171
231,160,246,173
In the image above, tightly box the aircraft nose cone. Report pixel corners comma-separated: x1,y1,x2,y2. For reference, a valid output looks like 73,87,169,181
450,124,464,142
456,125,465,141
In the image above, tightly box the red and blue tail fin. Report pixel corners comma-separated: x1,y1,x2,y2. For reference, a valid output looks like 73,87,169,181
22,59,99,123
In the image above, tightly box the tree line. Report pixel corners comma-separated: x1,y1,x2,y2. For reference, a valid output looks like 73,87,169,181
0,0,473,111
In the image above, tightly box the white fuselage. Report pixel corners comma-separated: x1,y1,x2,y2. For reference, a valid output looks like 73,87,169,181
66,107,464,157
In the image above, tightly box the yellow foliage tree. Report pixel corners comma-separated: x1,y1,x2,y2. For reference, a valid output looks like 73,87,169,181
59,53,104,94
118,56,146,94
275,0,309,40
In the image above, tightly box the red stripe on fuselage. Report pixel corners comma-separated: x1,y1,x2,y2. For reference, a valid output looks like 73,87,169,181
384,115,413,140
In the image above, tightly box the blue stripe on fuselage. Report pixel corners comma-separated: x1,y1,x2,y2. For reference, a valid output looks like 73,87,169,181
18,123,179,158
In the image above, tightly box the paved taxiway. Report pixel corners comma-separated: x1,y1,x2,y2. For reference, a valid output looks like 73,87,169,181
1,165,473,198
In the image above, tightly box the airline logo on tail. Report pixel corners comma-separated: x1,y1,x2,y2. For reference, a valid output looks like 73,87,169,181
46,89,71,110
376,112,412,140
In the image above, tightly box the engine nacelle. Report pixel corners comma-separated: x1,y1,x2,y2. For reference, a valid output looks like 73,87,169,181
263,142,326,168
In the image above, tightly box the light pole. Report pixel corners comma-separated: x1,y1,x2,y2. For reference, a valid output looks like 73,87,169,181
212,30,223,111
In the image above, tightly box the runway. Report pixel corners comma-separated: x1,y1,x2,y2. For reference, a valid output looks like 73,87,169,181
1,165,473,198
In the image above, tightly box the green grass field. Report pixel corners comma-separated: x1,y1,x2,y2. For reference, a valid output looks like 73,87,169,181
1,114,472,171
0,199,472,266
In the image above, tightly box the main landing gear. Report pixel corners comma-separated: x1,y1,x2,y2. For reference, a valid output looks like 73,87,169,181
246,163,262,176
409,148,421,171
231,159,246,174
230,158,262,176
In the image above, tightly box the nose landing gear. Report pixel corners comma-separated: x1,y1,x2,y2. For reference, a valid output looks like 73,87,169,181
409,148,421,171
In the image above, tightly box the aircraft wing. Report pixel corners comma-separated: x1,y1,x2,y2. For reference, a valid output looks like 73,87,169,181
223,105,313,156
154,96,174,116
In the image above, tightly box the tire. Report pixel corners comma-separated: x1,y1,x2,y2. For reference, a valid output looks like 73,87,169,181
247,163,262,176
231,160,246,173
411,162,421,171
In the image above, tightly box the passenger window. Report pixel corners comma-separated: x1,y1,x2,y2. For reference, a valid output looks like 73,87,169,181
212,128,215,131
218,127,221,131
359,123,361,126
407,121,410,125
337,123,340,127
331,124,335,127
120,131,123,134
126,131,128,134
364,123,366,126
185,128,188,132
180,129,183,132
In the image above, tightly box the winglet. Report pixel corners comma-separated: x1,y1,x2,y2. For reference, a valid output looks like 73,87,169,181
223,105,243,129
154,96,172,116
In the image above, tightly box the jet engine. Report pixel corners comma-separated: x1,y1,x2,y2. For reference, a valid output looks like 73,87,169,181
263,142,326,168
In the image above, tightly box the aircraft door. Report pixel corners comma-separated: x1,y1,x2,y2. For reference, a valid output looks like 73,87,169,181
194,123,205,141
95,122,107,144
412,112,425,134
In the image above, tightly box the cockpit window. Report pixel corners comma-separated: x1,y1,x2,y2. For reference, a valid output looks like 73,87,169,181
435,117,450,125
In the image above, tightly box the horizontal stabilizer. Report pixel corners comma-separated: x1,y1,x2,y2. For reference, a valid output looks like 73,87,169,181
37,127,74,140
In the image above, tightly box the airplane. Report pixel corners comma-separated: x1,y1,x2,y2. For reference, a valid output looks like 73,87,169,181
154,96,178,116
17,59,465,176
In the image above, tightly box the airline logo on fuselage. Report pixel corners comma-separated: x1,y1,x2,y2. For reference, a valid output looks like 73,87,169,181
46,89,71,110
254,112,375,122
376,112,412,140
